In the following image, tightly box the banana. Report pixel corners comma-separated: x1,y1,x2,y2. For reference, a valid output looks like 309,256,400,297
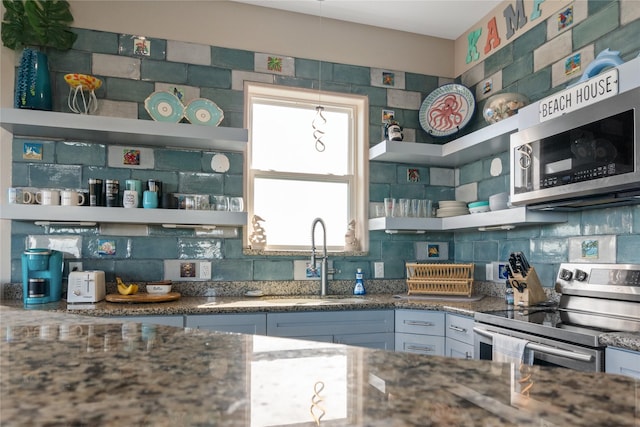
116,277,139,295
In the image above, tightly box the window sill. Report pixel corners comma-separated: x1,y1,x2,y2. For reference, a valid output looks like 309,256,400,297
243,248,369,257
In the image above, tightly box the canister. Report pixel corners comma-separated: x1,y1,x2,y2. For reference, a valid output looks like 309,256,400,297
105,179,119,207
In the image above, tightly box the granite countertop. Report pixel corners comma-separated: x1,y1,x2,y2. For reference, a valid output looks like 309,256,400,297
1,305,638,426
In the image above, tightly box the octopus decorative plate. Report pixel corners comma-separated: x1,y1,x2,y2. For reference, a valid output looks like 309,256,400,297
184,98,224,127
64,73,102,91
419,84,475,137
144,91,185,123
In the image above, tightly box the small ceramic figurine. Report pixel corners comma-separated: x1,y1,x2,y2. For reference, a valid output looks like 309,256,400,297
249,215,267,249
344,220,360,252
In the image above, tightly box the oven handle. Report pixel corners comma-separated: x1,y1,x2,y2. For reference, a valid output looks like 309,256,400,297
473,327,594,363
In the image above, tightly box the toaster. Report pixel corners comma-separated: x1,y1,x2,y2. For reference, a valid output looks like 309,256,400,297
67,271,106,303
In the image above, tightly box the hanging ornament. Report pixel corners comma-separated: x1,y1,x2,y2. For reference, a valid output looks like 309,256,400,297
312,105,326,152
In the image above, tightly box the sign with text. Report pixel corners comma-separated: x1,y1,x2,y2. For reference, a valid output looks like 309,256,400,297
538,68,618,122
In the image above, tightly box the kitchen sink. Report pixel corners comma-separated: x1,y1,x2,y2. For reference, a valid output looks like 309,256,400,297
198,296,366,308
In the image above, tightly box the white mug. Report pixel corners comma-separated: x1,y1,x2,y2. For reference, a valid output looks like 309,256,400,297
8,188,34,204
123,190,139,208
35,189,60,206
60,190,85,206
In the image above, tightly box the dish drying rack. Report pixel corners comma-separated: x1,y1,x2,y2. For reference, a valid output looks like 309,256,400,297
405,263,475,296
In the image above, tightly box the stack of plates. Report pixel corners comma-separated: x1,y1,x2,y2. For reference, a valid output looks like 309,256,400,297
436,200,469,217
468,200,490,214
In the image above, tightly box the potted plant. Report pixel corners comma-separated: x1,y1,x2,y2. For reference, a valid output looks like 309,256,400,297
1,0,77,110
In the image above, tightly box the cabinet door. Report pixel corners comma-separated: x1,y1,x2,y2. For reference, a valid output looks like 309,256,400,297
606,347,640,379
267,310,394,338
108,315,184,327
185,313,267,335
445,313,474,345
335,332,395,350
395,310,444,336
395,332,444,356
445,337,474,360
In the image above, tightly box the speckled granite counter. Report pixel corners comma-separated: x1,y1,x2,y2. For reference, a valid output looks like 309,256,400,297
1,305,638,426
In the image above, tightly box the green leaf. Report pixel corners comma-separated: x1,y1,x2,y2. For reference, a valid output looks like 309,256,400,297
2,0,76,50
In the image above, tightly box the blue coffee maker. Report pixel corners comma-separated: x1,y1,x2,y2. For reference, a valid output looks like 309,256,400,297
22,249,63,304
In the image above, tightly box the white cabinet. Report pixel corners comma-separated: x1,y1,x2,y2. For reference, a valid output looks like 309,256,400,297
108,315,184,327
185,313,267,335
606,347,640,379
266,310,395,350
444,313,474,359
0,108,248,228
395,310,445,356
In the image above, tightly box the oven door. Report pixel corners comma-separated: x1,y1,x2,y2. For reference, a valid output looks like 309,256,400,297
473,323,603,372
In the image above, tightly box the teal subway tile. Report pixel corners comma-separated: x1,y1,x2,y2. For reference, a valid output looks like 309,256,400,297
295,59,333,81
13,139,56,163
56,141,106,166
104,77,155,102
221,111,244,129
187,65,232,89
508,226,541,240
10,163,28,186
141,59,187,83
149,225,193,237
513,22,546,59
223,239,244,259
211,260,253,281
155,149,202,172
178,172,224,194
484,44,513,77
617,235,640,263
115,260,165,282
370,163,397,184
253,260,293,280
224,174,244,197
540,212,582,237
405,73,439,94
178,238,223,259
582,206,633,235
455,241,474,261
588,0,617,15
71,29,118,54
633,206,640,233
30,164,83,188
48,49,92,74
401,109,420,130
532,263,558,288
425,186,455,201
499,239,531,260
212,47,254,71
350,85,387,107
274,75,314,89
130,171,179,194
459,160,483,184
595,18,640,59
334,262,370,280
131,237,178,259
86,237,131,259
573,2,620,49
502,53,533,87
389,184,425,200
119,34,166,60
333,63,370,85
369,183,390,202
530,238,568,263
473,241,499,262
515,66,551,99
478,176,508,200
200,88,244,113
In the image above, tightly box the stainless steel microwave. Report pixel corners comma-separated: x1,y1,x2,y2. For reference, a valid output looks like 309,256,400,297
510,86,640,210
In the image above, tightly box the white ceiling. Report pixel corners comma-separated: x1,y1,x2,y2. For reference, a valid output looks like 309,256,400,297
232,0,503,40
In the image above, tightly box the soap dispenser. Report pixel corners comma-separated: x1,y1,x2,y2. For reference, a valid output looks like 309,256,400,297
354,268,366,295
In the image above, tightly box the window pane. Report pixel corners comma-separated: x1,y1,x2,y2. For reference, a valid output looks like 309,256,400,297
254,178,349,248
252,103,350,175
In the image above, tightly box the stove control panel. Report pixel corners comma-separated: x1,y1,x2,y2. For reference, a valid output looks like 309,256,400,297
556,263,640,301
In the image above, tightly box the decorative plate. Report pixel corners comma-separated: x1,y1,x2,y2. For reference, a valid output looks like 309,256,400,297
419,84,475,137
184,98,224,126
64,73,102,91
144,91,185,122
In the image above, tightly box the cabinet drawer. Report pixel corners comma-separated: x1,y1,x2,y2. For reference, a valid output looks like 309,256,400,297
445,313,474,345
185,314,266,335
109,315,184,327
446,337,474,360
606,347,640,379
335,332,395,351
395,310,444,335
267,310,394,337
395,332,444,356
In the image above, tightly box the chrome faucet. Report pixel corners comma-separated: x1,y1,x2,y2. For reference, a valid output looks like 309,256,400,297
310,217,333,296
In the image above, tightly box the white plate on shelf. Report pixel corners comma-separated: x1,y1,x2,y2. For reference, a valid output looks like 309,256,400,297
419,84,475,137
144,91,185,122
184,98,224,126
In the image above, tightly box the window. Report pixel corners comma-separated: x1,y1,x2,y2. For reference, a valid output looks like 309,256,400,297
245,83,368,252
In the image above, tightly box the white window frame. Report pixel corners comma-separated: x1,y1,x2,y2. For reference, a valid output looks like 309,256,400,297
244,82,369,253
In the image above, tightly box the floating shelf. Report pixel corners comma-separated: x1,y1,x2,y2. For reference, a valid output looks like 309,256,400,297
0,108,248,152
369,114,518,167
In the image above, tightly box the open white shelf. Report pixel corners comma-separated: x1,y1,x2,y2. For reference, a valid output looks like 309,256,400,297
0,108,248,152
369,114,518,167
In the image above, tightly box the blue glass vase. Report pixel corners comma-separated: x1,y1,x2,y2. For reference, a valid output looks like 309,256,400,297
15,48,52,111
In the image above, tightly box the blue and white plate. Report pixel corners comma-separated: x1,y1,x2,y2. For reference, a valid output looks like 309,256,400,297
184,98,224,126
419,84,475,137
144,91,184,122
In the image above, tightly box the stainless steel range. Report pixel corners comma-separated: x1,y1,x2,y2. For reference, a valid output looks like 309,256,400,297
474,263,640,372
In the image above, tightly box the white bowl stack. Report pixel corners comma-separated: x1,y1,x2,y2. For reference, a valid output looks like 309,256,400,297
436,200,469,217
489,192,509,211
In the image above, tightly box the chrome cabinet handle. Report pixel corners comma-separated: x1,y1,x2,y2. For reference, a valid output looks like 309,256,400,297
407,345,435,353
448,325,467,333
405,320,435,327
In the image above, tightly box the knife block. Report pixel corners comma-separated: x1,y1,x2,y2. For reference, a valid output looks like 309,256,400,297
509,267,547,306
